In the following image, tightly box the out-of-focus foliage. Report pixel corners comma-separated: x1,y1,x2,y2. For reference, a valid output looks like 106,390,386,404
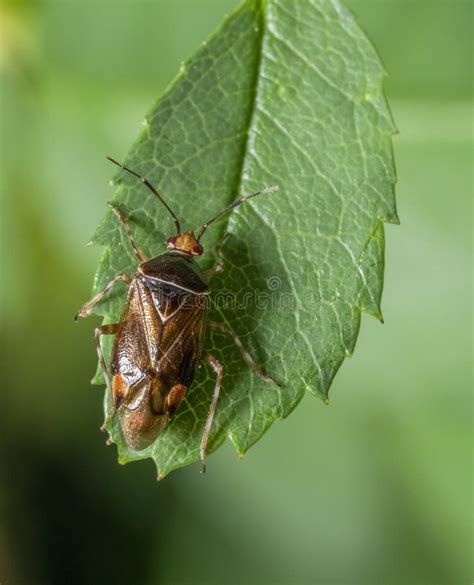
0,1,471,584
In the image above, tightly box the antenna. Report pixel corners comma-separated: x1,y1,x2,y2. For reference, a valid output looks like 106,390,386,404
107,156,181,234
196,186,279,241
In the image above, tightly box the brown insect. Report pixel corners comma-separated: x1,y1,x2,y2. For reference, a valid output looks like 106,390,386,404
76,157,280,471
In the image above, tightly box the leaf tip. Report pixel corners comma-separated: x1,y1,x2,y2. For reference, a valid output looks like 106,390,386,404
391,212,401,226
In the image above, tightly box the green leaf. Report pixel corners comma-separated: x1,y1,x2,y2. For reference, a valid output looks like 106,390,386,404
88,0,397,478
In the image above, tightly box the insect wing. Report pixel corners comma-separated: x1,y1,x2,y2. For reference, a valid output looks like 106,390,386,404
111,278,159,387
145,278,207,388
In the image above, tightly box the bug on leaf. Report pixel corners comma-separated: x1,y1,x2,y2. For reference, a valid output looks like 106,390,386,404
76,157,280,471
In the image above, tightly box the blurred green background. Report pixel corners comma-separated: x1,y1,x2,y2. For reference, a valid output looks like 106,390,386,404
0,0,471,583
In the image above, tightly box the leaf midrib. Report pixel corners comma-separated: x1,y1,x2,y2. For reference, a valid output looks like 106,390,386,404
217,0,266,242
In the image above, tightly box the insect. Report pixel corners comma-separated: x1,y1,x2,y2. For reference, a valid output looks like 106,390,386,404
76,157,280,471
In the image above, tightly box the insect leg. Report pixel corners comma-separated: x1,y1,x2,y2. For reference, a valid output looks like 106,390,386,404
200,353,223,473
108,202,147,262
95,324,119,431
75,273,132,321
208,321,281,387
204,234,228,282
94,324,118,392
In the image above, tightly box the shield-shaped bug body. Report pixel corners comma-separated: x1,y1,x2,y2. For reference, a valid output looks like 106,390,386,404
76,157,279,470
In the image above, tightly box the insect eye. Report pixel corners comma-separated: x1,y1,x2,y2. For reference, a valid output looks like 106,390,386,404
166,237,176,249
191,243,203,256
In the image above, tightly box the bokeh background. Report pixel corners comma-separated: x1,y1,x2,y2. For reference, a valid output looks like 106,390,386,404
0,0,471,583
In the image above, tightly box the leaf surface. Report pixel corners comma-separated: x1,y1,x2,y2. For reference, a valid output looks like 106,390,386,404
90,0,397,477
